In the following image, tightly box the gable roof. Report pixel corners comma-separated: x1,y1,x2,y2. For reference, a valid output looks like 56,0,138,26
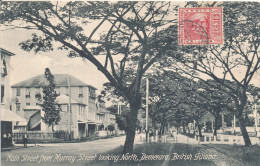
0,47,15,56
11,74,97,89
56,94,85,105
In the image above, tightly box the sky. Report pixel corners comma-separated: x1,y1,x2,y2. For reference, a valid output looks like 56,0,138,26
0,28,108,93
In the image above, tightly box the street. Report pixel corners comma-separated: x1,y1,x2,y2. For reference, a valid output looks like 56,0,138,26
1,136,128,166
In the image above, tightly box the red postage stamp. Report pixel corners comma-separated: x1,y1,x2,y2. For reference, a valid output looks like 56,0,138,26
179,7,223,45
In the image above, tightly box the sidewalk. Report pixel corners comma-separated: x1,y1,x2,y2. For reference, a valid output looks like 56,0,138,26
1,144,36,152
167,134,199,144
135,133,199,144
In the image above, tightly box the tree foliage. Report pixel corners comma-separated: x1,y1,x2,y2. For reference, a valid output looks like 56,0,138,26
36,68,61,132
1,1,177,153
157,1,260,147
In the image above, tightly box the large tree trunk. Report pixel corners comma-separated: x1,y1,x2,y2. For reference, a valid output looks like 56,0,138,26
214,114,219,136
152,116,156,133
237,115,252,147
196,121,202,137
182,124,186,134
236,96,252,147
161,121,165,135
122,97,141,154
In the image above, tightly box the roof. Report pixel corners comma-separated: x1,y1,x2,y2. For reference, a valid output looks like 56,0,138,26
11,74,97,89
56,94,85,105
1,109,27,122
0,48,15,56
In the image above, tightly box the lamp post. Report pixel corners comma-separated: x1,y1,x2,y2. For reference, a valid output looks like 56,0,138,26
146,78,149,142
68,75,72,140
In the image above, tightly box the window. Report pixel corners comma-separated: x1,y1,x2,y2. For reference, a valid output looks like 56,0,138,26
1,85,4,103
78,106,84,115
89,88,96,99
1,59,7,76
78,87,83,97
55,87,60,96
26,103,30,106
16,103,20,111
25,88,30,98
16,88,21,96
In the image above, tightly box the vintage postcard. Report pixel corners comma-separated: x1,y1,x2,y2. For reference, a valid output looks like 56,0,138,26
1,1,260,166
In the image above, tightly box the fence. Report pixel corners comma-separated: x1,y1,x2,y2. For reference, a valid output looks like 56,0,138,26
194,135,260,145
138,134,168,144
12,131,72,141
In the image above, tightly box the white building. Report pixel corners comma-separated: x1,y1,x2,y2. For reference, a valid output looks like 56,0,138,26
1,48,26,147
1,48,14,110
11,74,98,138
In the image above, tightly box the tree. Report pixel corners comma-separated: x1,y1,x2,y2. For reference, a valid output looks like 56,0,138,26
183,82,209,137
1,1,176,153
158,2,260,146
146,70,190,135
197,80,235,136
36,68,61,132
116,115,127,131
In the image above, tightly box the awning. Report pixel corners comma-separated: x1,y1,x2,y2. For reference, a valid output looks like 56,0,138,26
78,120,87,124
15,121,28,126
96,112,104,115
1,109,27,122
87,119,96,124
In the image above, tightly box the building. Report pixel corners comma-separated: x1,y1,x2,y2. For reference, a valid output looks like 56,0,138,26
11,74,98,138
1,48,26,148
1,48,14,110
24,95,87,138
96,101,117,130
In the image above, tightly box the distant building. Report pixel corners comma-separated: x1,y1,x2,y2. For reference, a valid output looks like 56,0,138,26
11,74,98,138
1,48,14,110
1,48,26,148
96,100,117,131
23,95,87,138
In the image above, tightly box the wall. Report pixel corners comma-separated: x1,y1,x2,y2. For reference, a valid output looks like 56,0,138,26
11,85,96,122
11,87,41,117
11,78,98,139
1,54,11,110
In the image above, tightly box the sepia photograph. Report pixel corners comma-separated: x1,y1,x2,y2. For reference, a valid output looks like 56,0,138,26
0,1,260,166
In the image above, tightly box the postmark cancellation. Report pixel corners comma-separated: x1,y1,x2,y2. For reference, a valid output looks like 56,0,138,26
179,7,223,45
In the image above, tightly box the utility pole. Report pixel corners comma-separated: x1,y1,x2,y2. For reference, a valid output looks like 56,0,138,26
255,103,258,136
68,76,72,140
146,78,149,142
117,103,121,115
233,114,236,134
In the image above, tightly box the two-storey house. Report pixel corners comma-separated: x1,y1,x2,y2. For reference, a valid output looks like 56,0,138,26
11,74,98,138
1,48,26,147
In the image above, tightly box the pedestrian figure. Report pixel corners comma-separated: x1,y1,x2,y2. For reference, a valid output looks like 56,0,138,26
2,134,7,148
7,133,13,147
23,134,28,147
